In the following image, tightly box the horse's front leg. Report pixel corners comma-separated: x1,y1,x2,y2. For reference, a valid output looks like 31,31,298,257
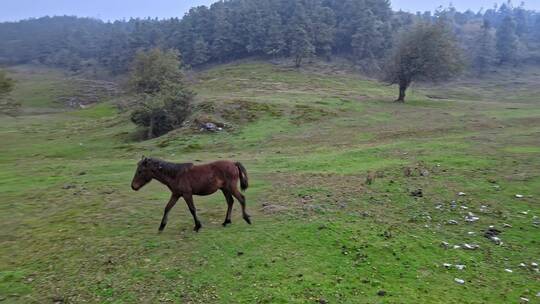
183,194,202,232
159,193,180,232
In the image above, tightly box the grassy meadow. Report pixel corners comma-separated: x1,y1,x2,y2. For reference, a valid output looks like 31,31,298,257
0,62,539,303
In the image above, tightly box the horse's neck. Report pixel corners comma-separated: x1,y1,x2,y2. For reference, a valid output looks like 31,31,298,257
151,169,176,189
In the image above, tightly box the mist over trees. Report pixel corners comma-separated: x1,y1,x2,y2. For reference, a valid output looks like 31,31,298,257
0,0,539,75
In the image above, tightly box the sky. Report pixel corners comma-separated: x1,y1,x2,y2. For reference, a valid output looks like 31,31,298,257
1,0,539,22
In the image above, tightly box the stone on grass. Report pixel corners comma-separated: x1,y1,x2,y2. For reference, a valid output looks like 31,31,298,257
515,194,524,198
448,220,459,225
505,269,513,273
519,263,527,268
458,192,466,196
201,122,223,132
532,262,538,268
454,278,465,284
462,243,479,250
520,297,529,303
465,212,480,223
410,189,423,197
455,265,466,270
443,263,452,268
489,237,502,245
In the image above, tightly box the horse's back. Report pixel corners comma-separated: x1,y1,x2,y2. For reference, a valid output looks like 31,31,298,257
186,160,239,195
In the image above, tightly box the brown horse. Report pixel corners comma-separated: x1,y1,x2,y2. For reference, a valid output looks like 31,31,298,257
131,157,250,232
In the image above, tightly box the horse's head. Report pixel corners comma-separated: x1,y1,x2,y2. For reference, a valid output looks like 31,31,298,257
131,156,154,191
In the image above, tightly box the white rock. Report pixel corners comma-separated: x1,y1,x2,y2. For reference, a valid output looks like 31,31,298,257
463,243,479,250
453,245,462,249
468,231,476,235
536,292,540,297
519,263,527,267
443,263,452,268
461,206,469,210
455,265,466,270
454,278,465,284
505,269,513,273
448,220,459,225
503,223,512,228
515,194,524,198
465,214,480,223
458,192,466,196
532,262,538,268
490,236,502,245
520,297,529,302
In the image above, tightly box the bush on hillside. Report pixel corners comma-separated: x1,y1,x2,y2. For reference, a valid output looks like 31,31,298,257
128,48,193,139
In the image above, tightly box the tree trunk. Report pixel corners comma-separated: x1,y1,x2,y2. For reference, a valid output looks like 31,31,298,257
396,82,408,102
148,117,155,139
295,55,302,68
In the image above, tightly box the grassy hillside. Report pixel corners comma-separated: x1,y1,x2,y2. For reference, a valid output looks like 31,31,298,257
0,62,539,303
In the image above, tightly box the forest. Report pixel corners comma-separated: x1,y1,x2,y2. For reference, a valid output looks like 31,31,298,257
1,0,539,75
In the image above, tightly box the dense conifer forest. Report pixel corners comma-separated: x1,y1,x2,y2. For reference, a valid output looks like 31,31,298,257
0,0,539,74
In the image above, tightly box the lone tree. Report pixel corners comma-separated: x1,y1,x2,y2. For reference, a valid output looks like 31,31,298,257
0,69,14,97
129,48,193,139
0,69,19,116
383,22,464,102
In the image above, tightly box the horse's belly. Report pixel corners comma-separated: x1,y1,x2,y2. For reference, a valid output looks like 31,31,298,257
192,181,220,196
195,188,218,196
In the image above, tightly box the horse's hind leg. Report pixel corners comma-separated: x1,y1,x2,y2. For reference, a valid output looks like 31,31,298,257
221,190,234,227
232,188,251,224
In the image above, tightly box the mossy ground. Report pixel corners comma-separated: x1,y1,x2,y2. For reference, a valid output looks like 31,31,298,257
1,62,539,303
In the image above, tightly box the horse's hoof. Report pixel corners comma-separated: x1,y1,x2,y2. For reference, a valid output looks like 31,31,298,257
244,216,252,225
194,224,202,232
222,220,232,227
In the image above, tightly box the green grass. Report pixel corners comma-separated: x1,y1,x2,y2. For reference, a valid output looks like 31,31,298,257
1,62,539,303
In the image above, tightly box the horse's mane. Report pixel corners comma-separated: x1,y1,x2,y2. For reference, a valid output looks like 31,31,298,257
149,158,193,178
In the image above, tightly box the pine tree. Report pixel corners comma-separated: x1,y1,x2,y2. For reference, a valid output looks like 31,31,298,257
264,13,286,58
288,4,315,68
191,37,210,66
496,16,519,64
351,10,385,61
473,20,497,74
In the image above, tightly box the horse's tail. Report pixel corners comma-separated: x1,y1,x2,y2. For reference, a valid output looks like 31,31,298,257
235,162,249,192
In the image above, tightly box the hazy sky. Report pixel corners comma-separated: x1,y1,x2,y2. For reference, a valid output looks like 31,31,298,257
1,0,539,22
